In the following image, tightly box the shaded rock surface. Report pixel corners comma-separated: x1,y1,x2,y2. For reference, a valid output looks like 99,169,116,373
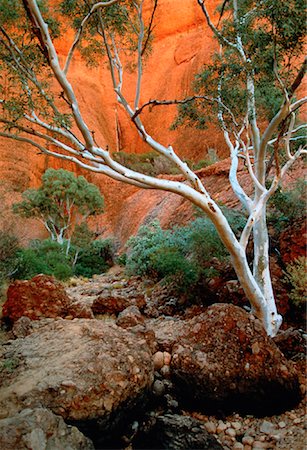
0,408,94,450
116,305,145,329
0,319,154,424
274,327,306,360
2,275,93,323
170,304,301,416
134,413,223,449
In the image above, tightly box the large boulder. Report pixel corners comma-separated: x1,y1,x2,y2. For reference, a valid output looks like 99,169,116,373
2,275,93,323
0,408,94,450
0,319,154,427
170,304,301,416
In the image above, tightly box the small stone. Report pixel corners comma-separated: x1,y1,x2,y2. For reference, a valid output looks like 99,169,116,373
259,435,266,442
278,421,286,428
293,418,301,424
153,351,164,370
252,441,269,449
251,341,260,354
160,365,171,378
260,420,276,435
242,436,254,445
204,421,217,434
163,351,171,366
271,434,282,441
217,421,227,433
226,428,236,437
233,443,244,450
232,421,242,430
152,379,165,396
243,446,252,450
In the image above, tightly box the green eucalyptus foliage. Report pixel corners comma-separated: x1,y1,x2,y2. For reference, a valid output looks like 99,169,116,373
126,211,246,292
13,168,104,242
14,239,73,280
74,238,114,277
268,178,307,230
0,0,63,124
13,236,114,281
174,0,306,130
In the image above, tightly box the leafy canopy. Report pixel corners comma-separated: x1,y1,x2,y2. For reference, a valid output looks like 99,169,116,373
174,0,306,130
13,168,104,239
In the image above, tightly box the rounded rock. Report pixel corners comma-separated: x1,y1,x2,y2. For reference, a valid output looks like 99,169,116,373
153,351,164,371
152,380,165,397
204,421,217,434
163,351,172,366
233,443,244,450
226,428,236,437
160,365,171,378
242,435,254,445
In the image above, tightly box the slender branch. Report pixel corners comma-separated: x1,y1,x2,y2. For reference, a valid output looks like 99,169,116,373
24,113,84,150
23,0,96,152
64,0,120,74
134,1,144,111
289,57,307,98
197,0,238,50
141,0,158,56
132,95,238,126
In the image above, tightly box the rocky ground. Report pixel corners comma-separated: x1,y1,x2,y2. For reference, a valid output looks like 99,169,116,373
0,267,306,450
65,269,307,450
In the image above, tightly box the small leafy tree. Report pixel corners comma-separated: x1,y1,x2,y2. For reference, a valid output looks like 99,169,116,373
0,1,306,336
13,168,104,247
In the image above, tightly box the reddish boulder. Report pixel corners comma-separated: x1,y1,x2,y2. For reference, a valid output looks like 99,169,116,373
92,288,146,316
92,293,130,315
116,305,145,329
2,275,93,323
171,304,301,416
0,319,154,425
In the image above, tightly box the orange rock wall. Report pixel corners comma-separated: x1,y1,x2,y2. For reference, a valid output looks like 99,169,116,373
1,0,304,252
0,0,226,243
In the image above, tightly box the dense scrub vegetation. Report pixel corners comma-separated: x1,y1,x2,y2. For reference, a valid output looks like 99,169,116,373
124,207,246,298
0,236,114,285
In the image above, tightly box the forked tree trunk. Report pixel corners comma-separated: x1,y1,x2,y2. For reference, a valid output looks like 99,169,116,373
195,197,282,337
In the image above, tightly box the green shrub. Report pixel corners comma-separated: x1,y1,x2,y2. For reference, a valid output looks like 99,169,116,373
74,238,114,277
126,220,166,277
125,210,245,293
14,247,53,280
0,231,20,286
14,240,72,280
284,256,307,307
12,236,114,281
116,253,127,267
268,179,306,230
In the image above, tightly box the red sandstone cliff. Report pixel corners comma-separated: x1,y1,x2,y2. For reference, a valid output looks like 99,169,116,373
0,0,225,243
0,1,305,251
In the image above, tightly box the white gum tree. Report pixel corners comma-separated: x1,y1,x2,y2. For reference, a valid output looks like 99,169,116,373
0,0,306,336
